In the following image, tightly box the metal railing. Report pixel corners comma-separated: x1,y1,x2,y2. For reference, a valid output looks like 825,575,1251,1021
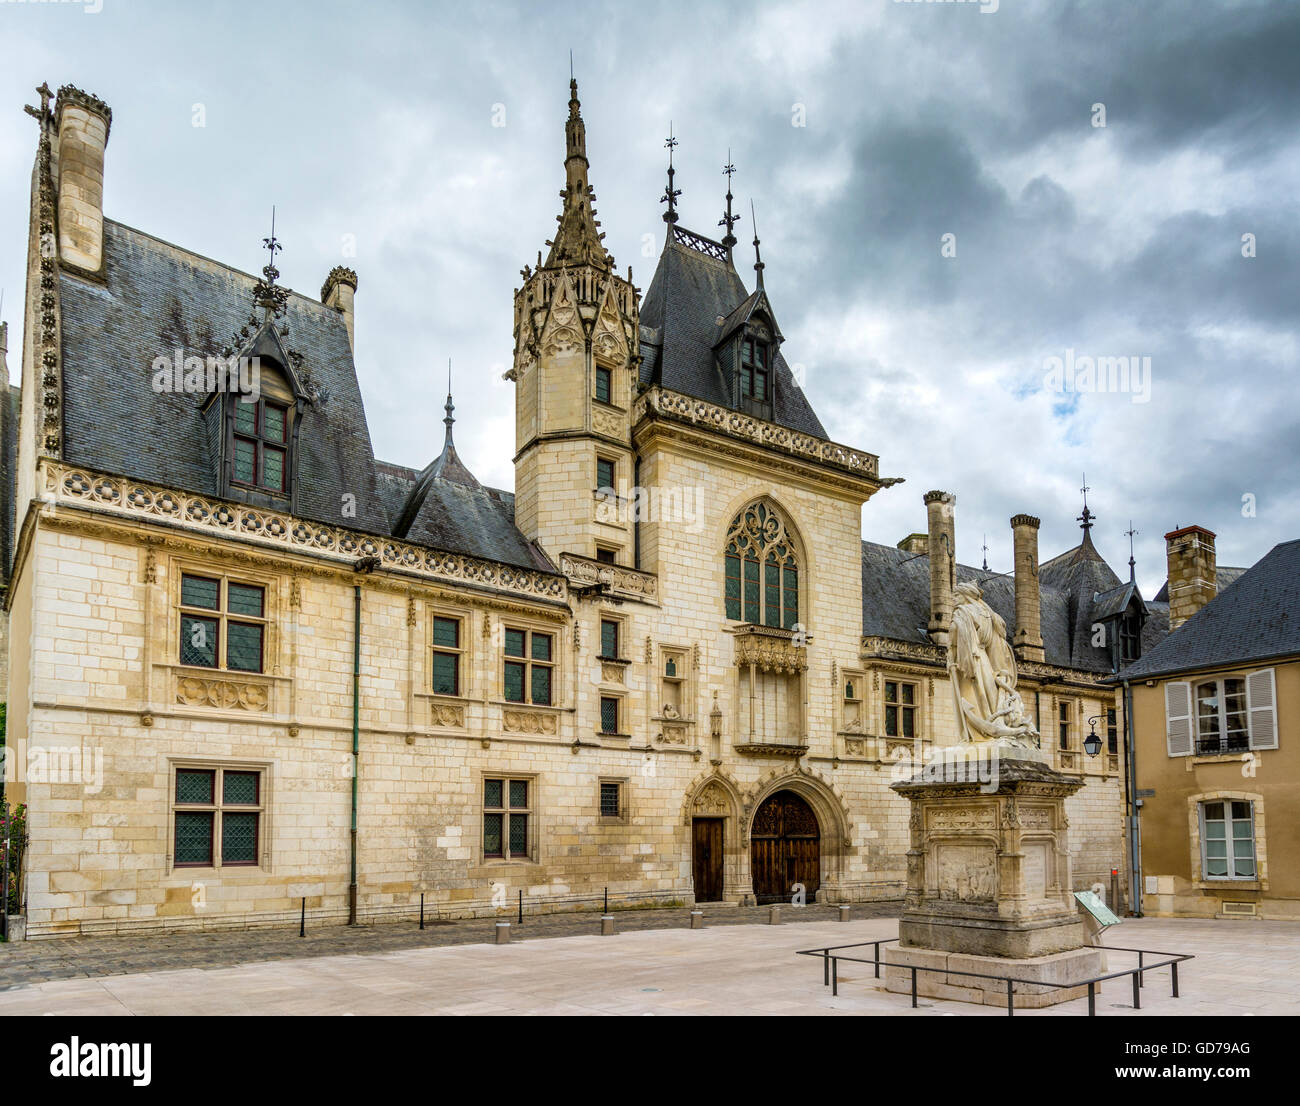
796,936,1194,1016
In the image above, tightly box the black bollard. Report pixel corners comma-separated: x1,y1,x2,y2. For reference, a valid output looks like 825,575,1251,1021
299,896,305,937
419,892,425,930
518,889,523,925
604,886,608,914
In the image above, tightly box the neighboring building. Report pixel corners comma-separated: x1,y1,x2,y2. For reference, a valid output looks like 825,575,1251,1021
2,79,1157,938
1120,530,1300,920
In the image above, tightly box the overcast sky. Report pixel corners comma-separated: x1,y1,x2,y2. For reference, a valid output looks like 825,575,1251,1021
1,0,1296,596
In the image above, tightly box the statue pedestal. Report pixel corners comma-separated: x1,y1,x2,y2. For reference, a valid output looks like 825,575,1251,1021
885,751,1102,1008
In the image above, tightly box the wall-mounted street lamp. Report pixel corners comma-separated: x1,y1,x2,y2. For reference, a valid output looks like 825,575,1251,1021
1083,715,1104,758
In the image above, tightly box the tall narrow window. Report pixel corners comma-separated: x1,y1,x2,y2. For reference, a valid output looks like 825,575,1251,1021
1201,800,1256,879
1106,708,1118,755
1195,678,1248,755
432,615,462,696
483,777,531,860
599,619,620,660
740,339,769,401
596,457,616,494
600,696,620,735
595,366,612,405
232,397,290,494
723,501,800,628
1058,701,1073,750
885,681,916,738
504,628,554,706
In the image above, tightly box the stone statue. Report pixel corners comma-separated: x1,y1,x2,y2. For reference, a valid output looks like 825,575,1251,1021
947,582,1039,745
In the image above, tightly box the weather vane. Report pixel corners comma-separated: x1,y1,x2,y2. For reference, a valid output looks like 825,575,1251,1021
718,150,740,250
661,123,681,224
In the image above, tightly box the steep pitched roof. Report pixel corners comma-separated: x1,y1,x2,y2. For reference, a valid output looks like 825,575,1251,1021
57,220,390,535
638,229,827,439
379,458,551,572
1119,539,1300,680
861,530,1165,674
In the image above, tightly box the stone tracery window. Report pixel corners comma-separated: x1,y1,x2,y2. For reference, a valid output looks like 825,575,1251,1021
723,501,800,628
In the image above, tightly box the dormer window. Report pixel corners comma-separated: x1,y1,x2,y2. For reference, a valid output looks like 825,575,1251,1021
1119,608,1142,663
232,397,289,493
740,338,769,402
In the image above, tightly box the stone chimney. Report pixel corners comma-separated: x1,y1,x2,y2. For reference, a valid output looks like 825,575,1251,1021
924,491,956,647
897,533,928,556
1010,514,1045,664
1165,524,1217,630
321,266,358,350
54,86,112,275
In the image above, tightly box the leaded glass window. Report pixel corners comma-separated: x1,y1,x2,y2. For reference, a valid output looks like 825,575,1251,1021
432,615,462,697
503,629,553,705
483,777,531,860
179,574,266,673
722,502,800,628
173,766,263,869
231,396,290,494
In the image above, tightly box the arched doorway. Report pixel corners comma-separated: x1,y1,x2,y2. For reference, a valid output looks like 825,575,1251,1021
750,790,820,904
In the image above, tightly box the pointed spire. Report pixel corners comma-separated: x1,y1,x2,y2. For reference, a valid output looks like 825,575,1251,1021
750,200,765,289
661,123,680,224
718,151,740,258
444,357,456,445
545,74,611,270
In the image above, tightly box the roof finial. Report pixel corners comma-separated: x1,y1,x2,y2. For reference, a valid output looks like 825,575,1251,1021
750,199,765,289
982,534,989,572
1077,473,1094,536
661,123,681,224
1125,520,1139,583
444,357,455,443
253,206,289,320
718,151,740,257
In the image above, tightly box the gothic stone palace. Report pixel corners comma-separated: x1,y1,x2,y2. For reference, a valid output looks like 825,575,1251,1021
0,81,1162,937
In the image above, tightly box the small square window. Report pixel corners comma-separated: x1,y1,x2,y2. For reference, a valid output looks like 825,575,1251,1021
595,546,617,564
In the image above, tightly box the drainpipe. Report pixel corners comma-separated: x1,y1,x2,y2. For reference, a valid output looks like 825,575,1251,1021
350,582,361,924
1122,677,1142,916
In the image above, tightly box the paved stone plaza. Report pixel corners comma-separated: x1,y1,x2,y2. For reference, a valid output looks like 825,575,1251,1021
1,910,1295,1016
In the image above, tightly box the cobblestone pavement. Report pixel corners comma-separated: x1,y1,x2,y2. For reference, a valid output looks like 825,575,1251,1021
1,913,1294,1016
0,901,900,988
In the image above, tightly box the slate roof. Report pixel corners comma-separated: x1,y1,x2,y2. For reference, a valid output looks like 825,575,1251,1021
1119,539,1300,680
49,220,557,576
638,229,828,439
58,220,391,535
861,530,1167,674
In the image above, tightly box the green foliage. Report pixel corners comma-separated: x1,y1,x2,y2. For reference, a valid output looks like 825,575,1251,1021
1,800,26,918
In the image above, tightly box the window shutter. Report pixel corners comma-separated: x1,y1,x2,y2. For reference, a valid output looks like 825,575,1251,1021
1246,668,1278,751
1165,681,1193,756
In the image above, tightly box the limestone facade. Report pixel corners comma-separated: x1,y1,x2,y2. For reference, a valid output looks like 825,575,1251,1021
2,80,1133,938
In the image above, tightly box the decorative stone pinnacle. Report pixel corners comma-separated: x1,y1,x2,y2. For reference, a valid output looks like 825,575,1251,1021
321,265,359,301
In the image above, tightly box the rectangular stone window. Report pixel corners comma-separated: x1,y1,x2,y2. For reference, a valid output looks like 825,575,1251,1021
483,776,531,860
173,765,264,869
1058,700,1074,750
596,457,616,494
884,680,916,738
1201,800,1256,880
432,615,462,696
595,545,617,564
600,781,622,818
595,366,612,405
600,696,620,735
179,573,266,673
599,618,620,660
1107,707,1118,756
504,628,553,706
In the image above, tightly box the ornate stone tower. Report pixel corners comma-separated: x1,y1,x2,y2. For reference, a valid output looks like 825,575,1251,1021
509,79,640,564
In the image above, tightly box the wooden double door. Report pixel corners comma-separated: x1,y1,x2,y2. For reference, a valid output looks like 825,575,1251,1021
750,790,820,905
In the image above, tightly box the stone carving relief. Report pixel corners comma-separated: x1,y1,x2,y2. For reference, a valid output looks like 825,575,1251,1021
502,709,558,736
176,675,269,713
933,843,998,902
